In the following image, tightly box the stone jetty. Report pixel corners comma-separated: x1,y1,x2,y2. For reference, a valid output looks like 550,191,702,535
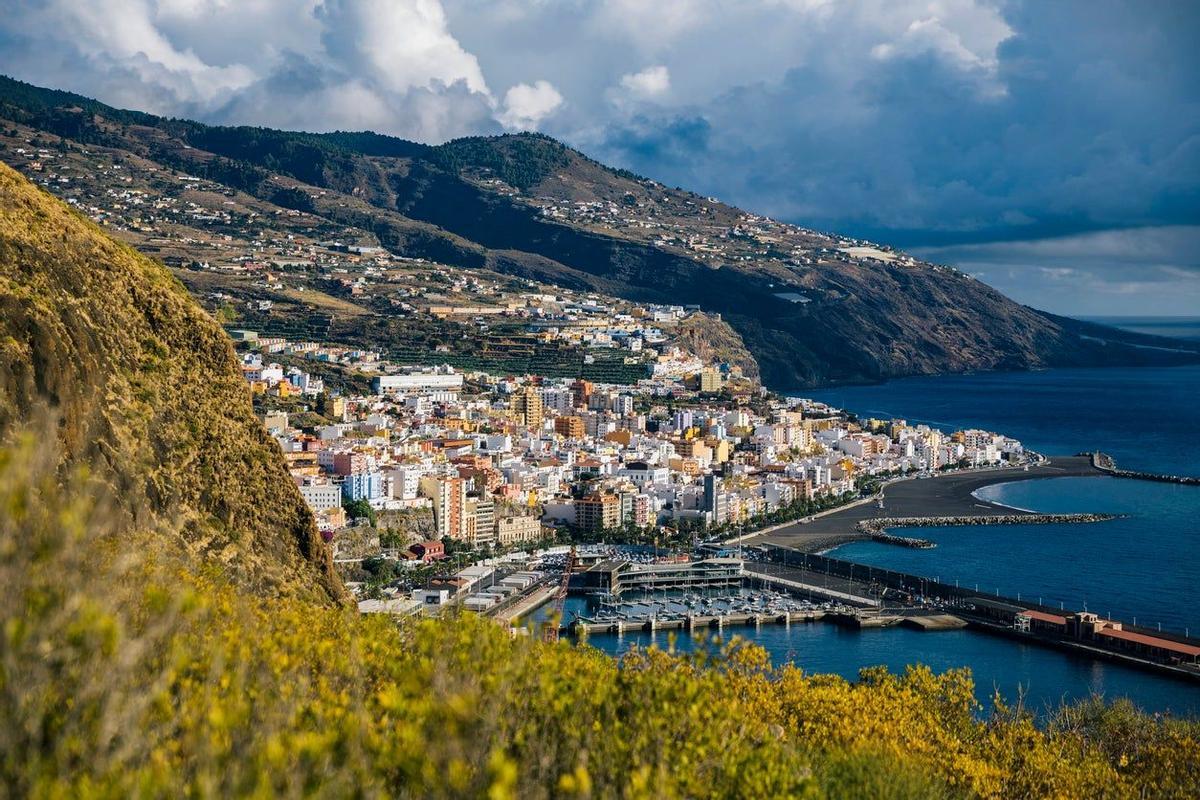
860,513,1118,532
1091,452,1200,486
860,529,937,549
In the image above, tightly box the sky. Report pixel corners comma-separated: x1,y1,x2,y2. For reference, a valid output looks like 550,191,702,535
1,0,1197,316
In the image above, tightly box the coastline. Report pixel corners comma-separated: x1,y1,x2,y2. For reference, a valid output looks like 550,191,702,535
969,485,1038,514
747,455,1104,553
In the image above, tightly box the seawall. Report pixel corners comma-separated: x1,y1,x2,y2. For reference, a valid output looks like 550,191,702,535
1091,452,1200,486
857,513,1119,532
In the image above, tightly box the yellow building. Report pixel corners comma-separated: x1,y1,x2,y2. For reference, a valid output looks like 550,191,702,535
510,385,544,430
496,515,542,547
576,493,620,532
603,429,633,446
554,415,585,438
322,395,347,420
698,367,723,393
705,438,732,463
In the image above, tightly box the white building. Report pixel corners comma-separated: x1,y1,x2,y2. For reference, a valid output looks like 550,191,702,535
298,482,342,512
373,371,463,394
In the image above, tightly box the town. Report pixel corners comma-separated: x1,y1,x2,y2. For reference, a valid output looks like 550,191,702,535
233,325,1027,616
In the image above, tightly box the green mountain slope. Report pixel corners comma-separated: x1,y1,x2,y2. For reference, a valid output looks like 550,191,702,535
2,74,1198,388
0,161,341,601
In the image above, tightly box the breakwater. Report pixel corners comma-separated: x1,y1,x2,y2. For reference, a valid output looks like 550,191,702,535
859,513,1118,532
865,531,936,549
757,546,1200,683
1091,452,1200,486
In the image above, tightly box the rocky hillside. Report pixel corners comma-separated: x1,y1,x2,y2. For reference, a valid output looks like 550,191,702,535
0,162,341,601
3,74,1198,387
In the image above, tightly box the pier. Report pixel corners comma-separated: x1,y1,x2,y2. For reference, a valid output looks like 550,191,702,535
1092,452,1200,486
568,609,827,637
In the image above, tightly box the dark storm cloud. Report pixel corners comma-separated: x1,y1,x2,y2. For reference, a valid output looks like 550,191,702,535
590,1,1200,247
0,0,1195,313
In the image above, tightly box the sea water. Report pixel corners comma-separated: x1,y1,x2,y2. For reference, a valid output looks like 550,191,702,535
832,477,1200,633
802,364,1200,477
546,365,1200,716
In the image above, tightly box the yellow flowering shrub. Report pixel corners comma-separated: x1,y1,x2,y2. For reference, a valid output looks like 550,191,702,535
2,432,1198,799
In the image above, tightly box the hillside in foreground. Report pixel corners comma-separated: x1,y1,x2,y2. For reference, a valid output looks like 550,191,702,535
0,161,340,601
3,74,1198,388
2,164,1199,798
5,419,1200,799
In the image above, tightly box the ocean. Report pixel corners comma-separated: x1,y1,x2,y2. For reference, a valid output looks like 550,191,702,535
1085,316,1200,343
803,364,1200,477
547,364,1200,717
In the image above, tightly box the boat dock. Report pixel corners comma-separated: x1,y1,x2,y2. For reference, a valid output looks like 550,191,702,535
569,609,826,636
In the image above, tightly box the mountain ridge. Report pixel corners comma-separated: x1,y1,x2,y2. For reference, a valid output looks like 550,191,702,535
3,73,1197,388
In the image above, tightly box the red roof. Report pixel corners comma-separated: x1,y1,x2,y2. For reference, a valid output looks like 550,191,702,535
1098,628,1200,657
1020,610,1067,626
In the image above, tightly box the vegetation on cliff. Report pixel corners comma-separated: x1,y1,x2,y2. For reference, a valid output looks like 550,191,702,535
0,162,339,601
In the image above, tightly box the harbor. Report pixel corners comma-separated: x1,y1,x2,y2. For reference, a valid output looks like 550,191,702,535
507,541,1200,687
563,589,841,636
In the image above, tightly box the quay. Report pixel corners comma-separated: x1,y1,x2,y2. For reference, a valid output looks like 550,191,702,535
568,609,826,637
824,612,968,631
759,545,1200,683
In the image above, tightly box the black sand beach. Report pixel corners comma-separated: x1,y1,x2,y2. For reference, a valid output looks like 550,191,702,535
751,456,1102,552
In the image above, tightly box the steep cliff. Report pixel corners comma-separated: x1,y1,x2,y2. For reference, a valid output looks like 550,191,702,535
0,162,340,601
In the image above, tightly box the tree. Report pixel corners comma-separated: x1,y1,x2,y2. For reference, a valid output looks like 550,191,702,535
343,498,376,525
214,302,239,324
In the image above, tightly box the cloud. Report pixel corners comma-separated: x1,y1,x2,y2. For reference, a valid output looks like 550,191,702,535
619,65,670,98
583,1,1198,249
315,0,488,95
911,226,1200,315
0,0,551,141
496,80,564,130
0,0,1196,314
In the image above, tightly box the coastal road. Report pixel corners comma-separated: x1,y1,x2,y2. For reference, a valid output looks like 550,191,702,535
750,456,1101,552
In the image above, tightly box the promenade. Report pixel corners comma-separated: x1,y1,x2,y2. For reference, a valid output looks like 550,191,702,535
750,455,1102,552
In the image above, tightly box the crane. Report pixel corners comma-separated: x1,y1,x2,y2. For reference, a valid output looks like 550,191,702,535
543,546,577,642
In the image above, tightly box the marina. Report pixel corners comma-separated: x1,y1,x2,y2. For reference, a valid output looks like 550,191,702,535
563,588,843,635
512,539,1200,688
